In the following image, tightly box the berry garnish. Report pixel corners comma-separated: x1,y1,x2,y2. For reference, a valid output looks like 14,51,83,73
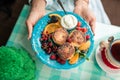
76,27,82,30
77,22,81,27
42,34,47,38
48,42,53,47
52,46,58,52
66,38,72,43
41,42,48,49
44,37,48,41
56,57,66,64
48,33,52,39
46,47,52,54
50,54,57,60
48,16,58,24
86,35,90,40
82,28,87,33
59,59,66,64
56,57,61,63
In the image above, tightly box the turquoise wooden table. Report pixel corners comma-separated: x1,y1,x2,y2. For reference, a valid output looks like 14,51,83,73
6,5,120,80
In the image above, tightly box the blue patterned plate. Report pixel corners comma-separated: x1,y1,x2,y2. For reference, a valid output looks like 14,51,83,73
31,11,94,69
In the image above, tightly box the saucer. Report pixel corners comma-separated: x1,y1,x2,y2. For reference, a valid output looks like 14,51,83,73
95,46,120,74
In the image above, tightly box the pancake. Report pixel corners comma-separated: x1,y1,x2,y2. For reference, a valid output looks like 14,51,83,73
57,42,75,60
52,28,68,45
69,30,86,47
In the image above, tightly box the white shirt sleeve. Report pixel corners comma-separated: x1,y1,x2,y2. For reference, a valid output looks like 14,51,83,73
28,0,32,5
89,0,111,24
28,0,110,24
28,0,54,7
45,0,54,7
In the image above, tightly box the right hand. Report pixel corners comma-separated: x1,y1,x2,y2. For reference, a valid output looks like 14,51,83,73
74,0,96,35
26,9,45,39
74,5,96,35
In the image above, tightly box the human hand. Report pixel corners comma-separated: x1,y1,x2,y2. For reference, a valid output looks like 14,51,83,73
26,10,45,39
26,0,46,39
74,1,96,35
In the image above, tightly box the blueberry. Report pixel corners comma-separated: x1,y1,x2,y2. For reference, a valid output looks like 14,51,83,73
48,16,58,24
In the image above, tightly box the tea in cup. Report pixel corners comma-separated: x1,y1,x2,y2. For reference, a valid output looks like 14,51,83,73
108,39,120,68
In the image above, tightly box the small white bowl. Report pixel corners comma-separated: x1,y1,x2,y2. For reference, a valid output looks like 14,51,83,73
61,14,78,30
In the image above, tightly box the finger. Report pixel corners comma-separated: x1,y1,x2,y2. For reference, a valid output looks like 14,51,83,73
84,14,96,35
26,22,33,40
89,19,96,35
84,15,91,23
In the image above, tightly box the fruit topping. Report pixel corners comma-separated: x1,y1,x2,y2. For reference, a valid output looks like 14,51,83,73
79,40,91,51
81,28,87,33
48,16,58,23
50,54,57,60
77,22,81,27
43,23,62,34
69,52,79,64
86,35,90,40
48,14,62,24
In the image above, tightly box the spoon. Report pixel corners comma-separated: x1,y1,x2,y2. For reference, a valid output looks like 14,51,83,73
57,0,67,14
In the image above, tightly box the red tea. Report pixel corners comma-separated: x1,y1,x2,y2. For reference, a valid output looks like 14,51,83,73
111,42,120,62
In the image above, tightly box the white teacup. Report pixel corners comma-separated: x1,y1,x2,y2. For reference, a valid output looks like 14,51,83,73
100,37,120,69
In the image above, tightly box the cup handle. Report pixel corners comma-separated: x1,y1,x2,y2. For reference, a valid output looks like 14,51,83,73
108,36,114,43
